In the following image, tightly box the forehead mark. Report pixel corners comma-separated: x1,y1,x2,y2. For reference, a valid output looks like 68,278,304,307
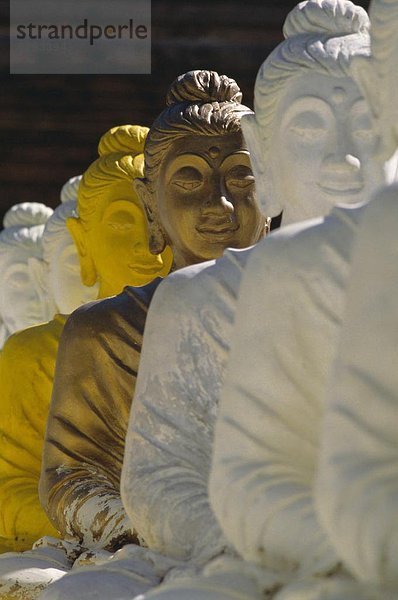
331,87,347,105
208,146,221,158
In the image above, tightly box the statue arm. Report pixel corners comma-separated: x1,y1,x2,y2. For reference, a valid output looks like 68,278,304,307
39,301,137,551
209,233,338,575
316,188,398,588
122,274,230,565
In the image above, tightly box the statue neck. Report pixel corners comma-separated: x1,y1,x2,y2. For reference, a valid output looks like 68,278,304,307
97,281,123,299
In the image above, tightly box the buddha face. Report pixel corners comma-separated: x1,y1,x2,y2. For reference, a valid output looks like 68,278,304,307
249,72,385,225
155,131,265,267
70,180,172,298
48,235,98,314
0,248,43,334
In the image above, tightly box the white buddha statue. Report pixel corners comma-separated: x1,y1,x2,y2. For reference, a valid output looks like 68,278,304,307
315,0,398,596
122,0,382,576
0,202,53,347
206,0,398,598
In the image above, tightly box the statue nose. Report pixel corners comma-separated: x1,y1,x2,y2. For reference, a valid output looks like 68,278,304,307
132,240,147,255
204,194,235,214
220,196,234,213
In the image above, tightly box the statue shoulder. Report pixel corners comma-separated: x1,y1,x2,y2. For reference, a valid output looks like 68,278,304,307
1,319,59,368
155,248,251,312
62,294,133,340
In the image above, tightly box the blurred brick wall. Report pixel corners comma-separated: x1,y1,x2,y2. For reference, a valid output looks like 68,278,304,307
0,0,369,223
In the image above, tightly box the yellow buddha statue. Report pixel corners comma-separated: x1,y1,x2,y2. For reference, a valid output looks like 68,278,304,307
39,70,267,555
0,125,172,553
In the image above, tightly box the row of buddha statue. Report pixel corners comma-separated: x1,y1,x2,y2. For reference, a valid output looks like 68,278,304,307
0,0,397,597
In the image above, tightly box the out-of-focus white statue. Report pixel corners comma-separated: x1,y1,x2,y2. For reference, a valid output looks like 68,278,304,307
207,0,398,597
316,0,398,595
122,0,382,575
43,177,99,314
0,202,53,347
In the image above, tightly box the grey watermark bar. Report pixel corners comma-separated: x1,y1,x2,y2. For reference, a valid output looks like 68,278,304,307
10,0,151,74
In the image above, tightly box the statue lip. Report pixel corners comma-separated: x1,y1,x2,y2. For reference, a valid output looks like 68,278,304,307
317,181,364,195
196,218,239,236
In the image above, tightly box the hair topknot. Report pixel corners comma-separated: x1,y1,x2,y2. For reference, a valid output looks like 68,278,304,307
3,202,53,230
166,70,243,107
98,125,149,157
60,175,82,204
283,0,370,39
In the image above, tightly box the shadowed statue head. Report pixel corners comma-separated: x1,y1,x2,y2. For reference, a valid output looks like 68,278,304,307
135,70,268,269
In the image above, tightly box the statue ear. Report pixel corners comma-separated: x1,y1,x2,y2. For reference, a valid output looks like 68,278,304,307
134,178,168,255
352,55,398,162
241,114,283,218
66,217,97,286
351,56,379,120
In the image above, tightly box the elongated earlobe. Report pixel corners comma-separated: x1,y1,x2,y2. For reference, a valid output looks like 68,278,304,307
66,217,97,286
242,114,283,218
241,114,266,176
134,178,168,255
351,56,379,120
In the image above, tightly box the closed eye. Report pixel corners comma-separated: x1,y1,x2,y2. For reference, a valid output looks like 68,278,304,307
108,222,134,231
9,278,30,290
227,177,255,189
172,180,202,191
352,129,375,142
289,125,327,140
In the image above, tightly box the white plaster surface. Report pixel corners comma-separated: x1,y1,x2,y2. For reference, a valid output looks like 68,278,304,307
316,185,398,591
209,204,366,576
0,537,77,600
121,248,252,564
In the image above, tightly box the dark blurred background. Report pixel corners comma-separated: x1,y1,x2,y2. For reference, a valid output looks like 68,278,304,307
1,0,369,222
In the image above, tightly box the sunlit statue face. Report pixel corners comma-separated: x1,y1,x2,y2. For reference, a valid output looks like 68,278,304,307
245,72,386,225
155,132,265,267
0,249,44,334
68,180,173,298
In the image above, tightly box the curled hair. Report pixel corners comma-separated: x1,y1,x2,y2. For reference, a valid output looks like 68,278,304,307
0,203,49,266
369,0,398,79
144,70,252,192
0,223,45,277
254,0,370,157
77,125,149,229
60,175,82,204
3,202,53,229
42,200,76,265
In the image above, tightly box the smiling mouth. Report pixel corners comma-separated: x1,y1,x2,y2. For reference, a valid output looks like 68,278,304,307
196,218,240,234
317,182,364,196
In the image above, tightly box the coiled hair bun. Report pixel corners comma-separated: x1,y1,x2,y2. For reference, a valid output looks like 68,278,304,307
98,125,149,157
166,70,243,106
60,175,82,204
3,202,53,229
283,0,370,39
